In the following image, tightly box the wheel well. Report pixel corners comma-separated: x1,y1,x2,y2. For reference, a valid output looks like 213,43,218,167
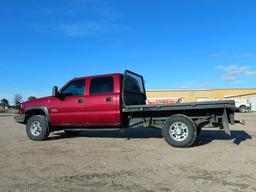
239,105,246,108
25,109,46,123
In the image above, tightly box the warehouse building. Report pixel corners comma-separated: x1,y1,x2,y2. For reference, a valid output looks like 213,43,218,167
146,88,256,111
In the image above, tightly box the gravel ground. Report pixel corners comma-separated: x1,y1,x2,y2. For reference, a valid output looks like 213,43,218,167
0,112,256,192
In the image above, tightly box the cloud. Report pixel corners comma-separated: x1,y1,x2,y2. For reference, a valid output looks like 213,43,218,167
210,51,254,59
35,0,126,37
179,82,211,89
200,84,211,89
209,51,227,58
232,53,254,59
179,81,197,89
57,20,122,36
217,65,256,81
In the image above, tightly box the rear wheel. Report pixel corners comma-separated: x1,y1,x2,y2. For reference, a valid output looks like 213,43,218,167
26,115,49,141
162,115,197,148
239,105,246,113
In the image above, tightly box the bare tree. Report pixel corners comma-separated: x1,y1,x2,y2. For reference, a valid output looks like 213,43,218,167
14,94,23,109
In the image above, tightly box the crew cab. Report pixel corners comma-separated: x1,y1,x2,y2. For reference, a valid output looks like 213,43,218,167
15,70,238,147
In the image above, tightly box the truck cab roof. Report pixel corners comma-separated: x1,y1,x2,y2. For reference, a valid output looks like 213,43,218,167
72,73,123,81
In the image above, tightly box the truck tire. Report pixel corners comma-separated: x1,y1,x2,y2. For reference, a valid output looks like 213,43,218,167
239,105,246,113
26,115,49,141
162,115,197,148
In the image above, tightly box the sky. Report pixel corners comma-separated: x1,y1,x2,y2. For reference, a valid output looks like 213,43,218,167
1,0,256,104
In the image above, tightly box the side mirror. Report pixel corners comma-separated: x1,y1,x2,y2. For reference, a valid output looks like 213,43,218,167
52,86,58,97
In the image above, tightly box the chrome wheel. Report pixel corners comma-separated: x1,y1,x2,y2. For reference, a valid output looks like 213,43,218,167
30,121,42,136
169,122,189,142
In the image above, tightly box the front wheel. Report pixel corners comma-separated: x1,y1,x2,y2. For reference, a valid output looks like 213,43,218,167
26,115,49,141
162,115,197,148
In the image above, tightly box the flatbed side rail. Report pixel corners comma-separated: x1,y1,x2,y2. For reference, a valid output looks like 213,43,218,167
122,100,236,113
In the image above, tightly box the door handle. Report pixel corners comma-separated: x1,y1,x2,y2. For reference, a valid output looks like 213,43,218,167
105,97,113,102
77,99,84,104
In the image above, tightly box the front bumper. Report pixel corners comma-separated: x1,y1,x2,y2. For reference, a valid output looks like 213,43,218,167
14,114,26,124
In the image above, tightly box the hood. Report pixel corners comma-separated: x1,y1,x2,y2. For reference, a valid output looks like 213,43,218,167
22,96,54,109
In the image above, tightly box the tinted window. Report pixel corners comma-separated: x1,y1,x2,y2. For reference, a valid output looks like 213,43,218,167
90,77,114,95
61,79,85,96
124,73,144,93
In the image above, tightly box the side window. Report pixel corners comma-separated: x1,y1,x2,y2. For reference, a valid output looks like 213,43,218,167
61,79,85,96
90,77,114,95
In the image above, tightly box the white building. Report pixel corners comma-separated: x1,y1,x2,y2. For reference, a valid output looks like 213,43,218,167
224,93,256,112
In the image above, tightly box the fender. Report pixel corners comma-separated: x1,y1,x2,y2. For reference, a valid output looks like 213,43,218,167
25,106,51,124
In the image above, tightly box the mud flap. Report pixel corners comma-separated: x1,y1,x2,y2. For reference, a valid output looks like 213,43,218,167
222,109,231,135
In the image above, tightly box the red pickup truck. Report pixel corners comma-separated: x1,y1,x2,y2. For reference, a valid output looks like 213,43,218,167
15,70,237,147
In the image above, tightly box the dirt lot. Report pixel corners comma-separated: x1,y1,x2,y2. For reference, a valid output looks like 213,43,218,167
0,113,256,192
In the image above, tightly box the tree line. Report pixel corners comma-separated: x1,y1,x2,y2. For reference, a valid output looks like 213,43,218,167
0,95,36,110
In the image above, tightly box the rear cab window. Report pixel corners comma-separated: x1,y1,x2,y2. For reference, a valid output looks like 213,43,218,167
90,76,114,95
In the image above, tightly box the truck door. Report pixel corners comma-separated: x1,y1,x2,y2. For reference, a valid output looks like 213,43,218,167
50,79,86,126
85,76,120,126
